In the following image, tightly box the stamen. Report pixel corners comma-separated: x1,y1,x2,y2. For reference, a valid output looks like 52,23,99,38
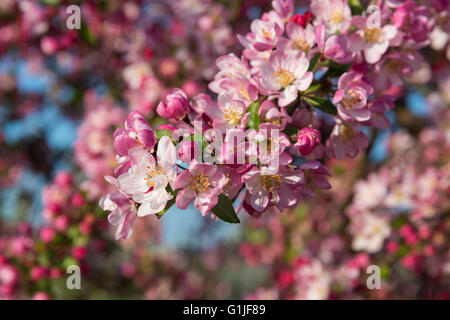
274,68,295,88
260,174,282,193
188,173,211,193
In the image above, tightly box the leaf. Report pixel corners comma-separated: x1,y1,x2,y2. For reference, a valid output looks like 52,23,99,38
308,53,321,72
304,83,321,94
79,23,98,46
348,0,363,15
282,127,298,137
211,194,240,224
304,96,337,116
155,129,173,140
247,101,261,130
327,62,350,77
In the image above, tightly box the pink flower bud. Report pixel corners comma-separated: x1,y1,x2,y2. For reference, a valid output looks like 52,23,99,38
53,215,69,232
178,141,201,163
40,226,55,243
30,266,48,282
182,80,202,97
156,88,189,120
288,12,312,27
71,193,84,208
159,58,179,78
33,292,51,300
49,268,62,279
295,128,321,155
41,36,59,55
72,246,87,260
54,171,72,187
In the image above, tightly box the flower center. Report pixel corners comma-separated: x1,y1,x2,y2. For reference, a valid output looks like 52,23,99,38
274,68,295,88
260,174,282,193
365,28,382,43
188,173,210,193
294,38,310,52
223,105,243,126
329,10,344,24
342,89,363,109
262,27,272,39
339,125,356,141
144,164,163,188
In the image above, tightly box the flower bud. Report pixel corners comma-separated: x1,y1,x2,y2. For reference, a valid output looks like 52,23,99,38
40,226,55,243
178,141,200,163
156,89,189,120
295,128,321,155
288,11,312,27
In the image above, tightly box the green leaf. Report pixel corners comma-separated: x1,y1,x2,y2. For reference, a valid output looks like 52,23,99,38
348,0,363,15
156,199,175,218
304,96,337,116
327,62,350,77
79,23,97,46
155,129,173,140
247,101,261,130
304,83,322,94
211,194,240,224
308,53,321,72
282,127,298,137
42,0,60,5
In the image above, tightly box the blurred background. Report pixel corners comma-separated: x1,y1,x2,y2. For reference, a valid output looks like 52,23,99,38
0,0,449,299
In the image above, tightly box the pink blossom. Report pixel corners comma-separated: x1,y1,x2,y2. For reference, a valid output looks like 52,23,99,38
156,88,189,120
243,166,304,213
116,137,177,217
72,246,88,260
100,191,137,241
32,292,51,300
30,266,48,282
204,92,249,130
272,0,294,22
238,17,283,53
259,50,313,107
311,0,351,34
349,15,398,64
351,213,391,253
40,226,55,243
333,71,373,122
392,1,432,43
174,161,228,216
113,111,156,156
278,22,317,58
219,166,243,200
0,265,18,286
327,121,369,159
258,100,291,128
297,161,331,198
178,141,201,163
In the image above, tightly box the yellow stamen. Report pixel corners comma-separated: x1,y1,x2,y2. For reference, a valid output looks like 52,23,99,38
342,89,362,109
223,105,243,126
260,174,282,193
339,125,356,141
294,38,310,52
274,68,295,88
329,10,344,24
188,173,210,193
365,28,382,43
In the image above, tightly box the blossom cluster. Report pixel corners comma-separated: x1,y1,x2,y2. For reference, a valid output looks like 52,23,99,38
240,100,450,299
102,0,448,239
